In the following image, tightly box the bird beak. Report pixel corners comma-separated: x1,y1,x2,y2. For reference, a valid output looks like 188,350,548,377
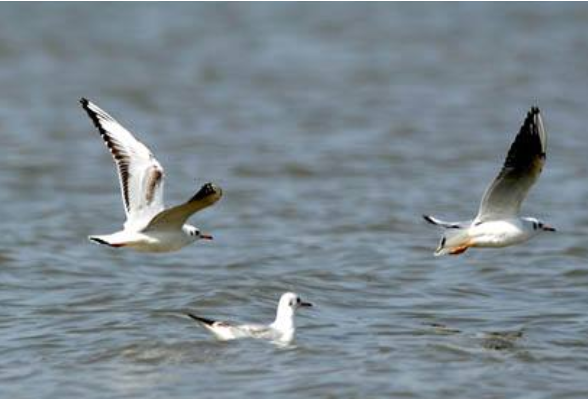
542,225,556,232
199,233,214,240
299,301,313,308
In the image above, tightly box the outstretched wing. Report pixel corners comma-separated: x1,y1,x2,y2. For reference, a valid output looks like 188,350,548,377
144,182,222,231
474,107,547,224
81,98,165,230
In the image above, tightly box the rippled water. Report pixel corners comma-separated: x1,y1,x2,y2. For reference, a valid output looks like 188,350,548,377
2,3,588,398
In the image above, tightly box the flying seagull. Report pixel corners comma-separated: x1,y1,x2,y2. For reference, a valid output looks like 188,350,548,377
187,292,312,344
80,98,222,252
424,107,555,256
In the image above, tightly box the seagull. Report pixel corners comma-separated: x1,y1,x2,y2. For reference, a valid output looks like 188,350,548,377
187,292,312,344
423,107,555,256
80,98,223,253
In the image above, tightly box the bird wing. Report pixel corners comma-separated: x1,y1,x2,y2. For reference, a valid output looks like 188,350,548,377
474,107,547,224
81,98,165,230
144,183,222,232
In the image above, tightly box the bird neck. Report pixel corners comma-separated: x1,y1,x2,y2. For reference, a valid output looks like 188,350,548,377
271,308,295,333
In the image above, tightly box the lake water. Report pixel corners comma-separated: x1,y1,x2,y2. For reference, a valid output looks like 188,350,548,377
1,3,588,398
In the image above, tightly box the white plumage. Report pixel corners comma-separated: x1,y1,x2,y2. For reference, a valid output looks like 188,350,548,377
187,292,312,344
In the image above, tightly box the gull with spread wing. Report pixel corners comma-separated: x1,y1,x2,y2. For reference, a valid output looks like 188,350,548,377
424,107,555,256
80,98,222,253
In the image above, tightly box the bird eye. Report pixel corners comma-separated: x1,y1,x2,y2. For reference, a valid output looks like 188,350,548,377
297,297,301,304
539,223,543,228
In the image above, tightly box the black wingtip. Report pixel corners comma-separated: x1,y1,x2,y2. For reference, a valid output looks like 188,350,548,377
187,313,216,326
524,107,539,124
423,215,434,224
520,106,543,134
190,182,222,202
88,236,109,245
80,98,93,112
503,105,547,169
79,98,96,118
79,98,104,131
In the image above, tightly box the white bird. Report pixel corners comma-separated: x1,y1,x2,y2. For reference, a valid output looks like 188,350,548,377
187,292,312,344
80,98,223,253
424,107,556,256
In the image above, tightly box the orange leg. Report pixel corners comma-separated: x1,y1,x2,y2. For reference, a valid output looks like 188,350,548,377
449,244,470,255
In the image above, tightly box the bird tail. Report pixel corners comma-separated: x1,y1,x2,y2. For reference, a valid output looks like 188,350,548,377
434,228,472,256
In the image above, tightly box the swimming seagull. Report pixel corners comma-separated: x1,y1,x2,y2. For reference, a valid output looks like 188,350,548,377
187,292,312,344
423,107,555,256
80,98,223,252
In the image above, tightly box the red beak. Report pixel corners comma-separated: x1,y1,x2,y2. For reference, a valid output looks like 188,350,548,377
199,233,214,240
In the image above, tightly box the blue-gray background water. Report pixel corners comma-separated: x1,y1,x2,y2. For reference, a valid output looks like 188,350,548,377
1,3,588,398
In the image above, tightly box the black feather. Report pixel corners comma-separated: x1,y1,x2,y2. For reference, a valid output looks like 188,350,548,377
187,313,216,326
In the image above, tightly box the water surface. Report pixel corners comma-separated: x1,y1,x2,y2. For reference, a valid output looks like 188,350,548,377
1,3,588,398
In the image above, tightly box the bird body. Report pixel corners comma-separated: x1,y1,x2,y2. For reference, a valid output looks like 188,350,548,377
89,225,201,253
187,292,312,344
433,218,541,256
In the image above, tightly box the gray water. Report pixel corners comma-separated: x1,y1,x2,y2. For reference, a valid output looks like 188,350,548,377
1,3,588,398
